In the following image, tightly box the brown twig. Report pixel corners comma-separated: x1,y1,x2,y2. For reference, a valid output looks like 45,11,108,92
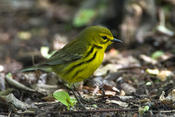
152,110,175,113
60,108,138,114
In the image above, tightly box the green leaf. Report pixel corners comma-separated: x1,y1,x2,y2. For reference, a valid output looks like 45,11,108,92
146,82,152,86
18,31,31,40
70,98,77,107
139,105,150,115
6,73,12,79
53,91,77,110
40,46,56,59
143,106,149,111
151,50,164,60
40,46,50,59
92,104,98,108
73,9,96,27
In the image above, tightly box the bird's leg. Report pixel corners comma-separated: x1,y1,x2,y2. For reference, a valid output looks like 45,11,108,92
73,85,84,99
72,84,91,104
100,86,106,97
70,87,86,109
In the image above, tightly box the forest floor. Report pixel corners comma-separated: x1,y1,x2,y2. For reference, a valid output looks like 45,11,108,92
0,0,175,117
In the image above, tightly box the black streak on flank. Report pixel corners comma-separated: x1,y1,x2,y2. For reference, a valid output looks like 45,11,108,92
86,51,97,63
84,46,94,58
65,51,97,75
72,69,84,80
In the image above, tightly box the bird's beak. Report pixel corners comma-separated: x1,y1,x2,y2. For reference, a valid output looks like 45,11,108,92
111,37,123,43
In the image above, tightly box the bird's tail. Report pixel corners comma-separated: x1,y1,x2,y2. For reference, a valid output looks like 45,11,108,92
20,65,52,73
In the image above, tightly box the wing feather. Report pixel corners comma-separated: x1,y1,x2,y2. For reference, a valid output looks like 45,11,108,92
44,39,87,65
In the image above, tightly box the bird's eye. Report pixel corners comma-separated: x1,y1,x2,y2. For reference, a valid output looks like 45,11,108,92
102,36,107,40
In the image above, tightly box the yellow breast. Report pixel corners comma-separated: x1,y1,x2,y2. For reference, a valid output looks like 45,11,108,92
54,45,105,84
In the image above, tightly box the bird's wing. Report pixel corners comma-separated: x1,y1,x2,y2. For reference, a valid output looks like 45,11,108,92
44,39,86,66
45,51,83,65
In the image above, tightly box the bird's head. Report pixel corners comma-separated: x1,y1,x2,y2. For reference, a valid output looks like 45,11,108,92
79,25,122,48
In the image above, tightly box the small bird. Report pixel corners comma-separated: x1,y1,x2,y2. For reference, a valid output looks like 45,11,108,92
21,25,122,85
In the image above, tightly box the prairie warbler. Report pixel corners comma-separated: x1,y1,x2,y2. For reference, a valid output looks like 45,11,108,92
21,26,122,84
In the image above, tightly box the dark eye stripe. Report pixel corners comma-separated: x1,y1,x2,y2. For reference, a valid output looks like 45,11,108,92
93,44,103,49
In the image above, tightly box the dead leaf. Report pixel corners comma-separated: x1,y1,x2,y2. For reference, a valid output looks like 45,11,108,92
106,99,128,108
140,54,157,64
159,90,175,108
104,90,116,96
120,83,136,94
